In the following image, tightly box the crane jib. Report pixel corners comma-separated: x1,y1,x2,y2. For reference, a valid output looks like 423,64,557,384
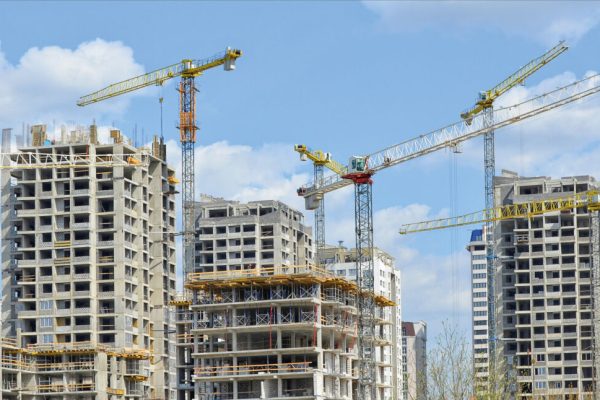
299,73,600,199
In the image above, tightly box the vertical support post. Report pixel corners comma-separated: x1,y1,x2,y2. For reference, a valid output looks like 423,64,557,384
354,180,376,400
314,164,325,264
483,107,497,382
591,209,600,399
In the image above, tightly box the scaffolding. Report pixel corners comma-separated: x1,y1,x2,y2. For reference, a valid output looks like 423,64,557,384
185,264,394,308
1,340,156,397
194,361,312,378
186,264,394,400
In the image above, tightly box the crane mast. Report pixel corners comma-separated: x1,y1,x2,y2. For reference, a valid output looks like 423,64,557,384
348,173,376,400
482,109,497,374
314,163,326,260
180,74,197,276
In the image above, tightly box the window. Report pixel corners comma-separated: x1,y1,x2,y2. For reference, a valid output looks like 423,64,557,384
474,283,487,288
474,310,487,317
534,367,546,376
42,334,53,344
473,273,486,280
40,300,52,310
473,292,486,298
536,354,546,362
473,301,487,308
40,317,52,327
473,264,487,270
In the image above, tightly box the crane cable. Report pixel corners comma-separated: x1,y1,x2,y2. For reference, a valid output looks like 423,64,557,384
448,145,460,325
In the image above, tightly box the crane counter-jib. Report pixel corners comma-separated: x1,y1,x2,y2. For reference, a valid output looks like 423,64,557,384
298,73,600,206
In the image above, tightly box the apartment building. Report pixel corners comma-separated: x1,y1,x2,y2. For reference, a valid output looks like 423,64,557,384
0,125,178,399
321,245,403,400
494,171,598,398
401,321,426,400
467,227,491,386
194,197,314,270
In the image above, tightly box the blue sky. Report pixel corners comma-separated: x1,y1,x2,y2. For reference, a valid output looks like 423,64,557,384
2,1,600,341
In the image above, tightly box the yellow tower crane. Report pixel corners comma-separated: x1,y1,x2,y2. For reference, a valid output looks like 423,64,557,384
294,144,346,263
460,41,567,371
78,48,242,277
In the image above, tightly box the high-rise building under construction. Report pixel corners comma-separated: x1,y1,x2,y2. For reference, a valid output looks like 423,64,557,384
0,125,178,400
478,171,599,397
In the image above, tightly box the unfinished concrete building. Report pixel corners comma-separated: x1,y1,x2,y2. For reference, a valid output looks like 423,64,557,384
321,245,403,400
0,125,178,399
494,172,598,398
178,198,394,399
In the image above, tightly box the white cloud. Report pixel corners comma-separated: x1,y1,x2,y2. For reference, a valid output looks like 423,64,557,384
0,39,145,126
165,140,312,211
363,1,600,45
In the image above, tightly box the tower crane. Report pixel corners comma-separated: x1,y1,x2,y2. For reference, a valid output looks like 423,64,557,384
294,144,346,263
296,74,600,399
398,190,600,398
78,48,242,276
461,41,567,370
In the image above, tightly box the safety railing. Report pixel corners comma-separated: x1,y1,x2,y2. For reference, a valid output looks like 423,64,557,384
187,265,332,283
30,383,95,393
194,361,312,377
0,337,17,347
